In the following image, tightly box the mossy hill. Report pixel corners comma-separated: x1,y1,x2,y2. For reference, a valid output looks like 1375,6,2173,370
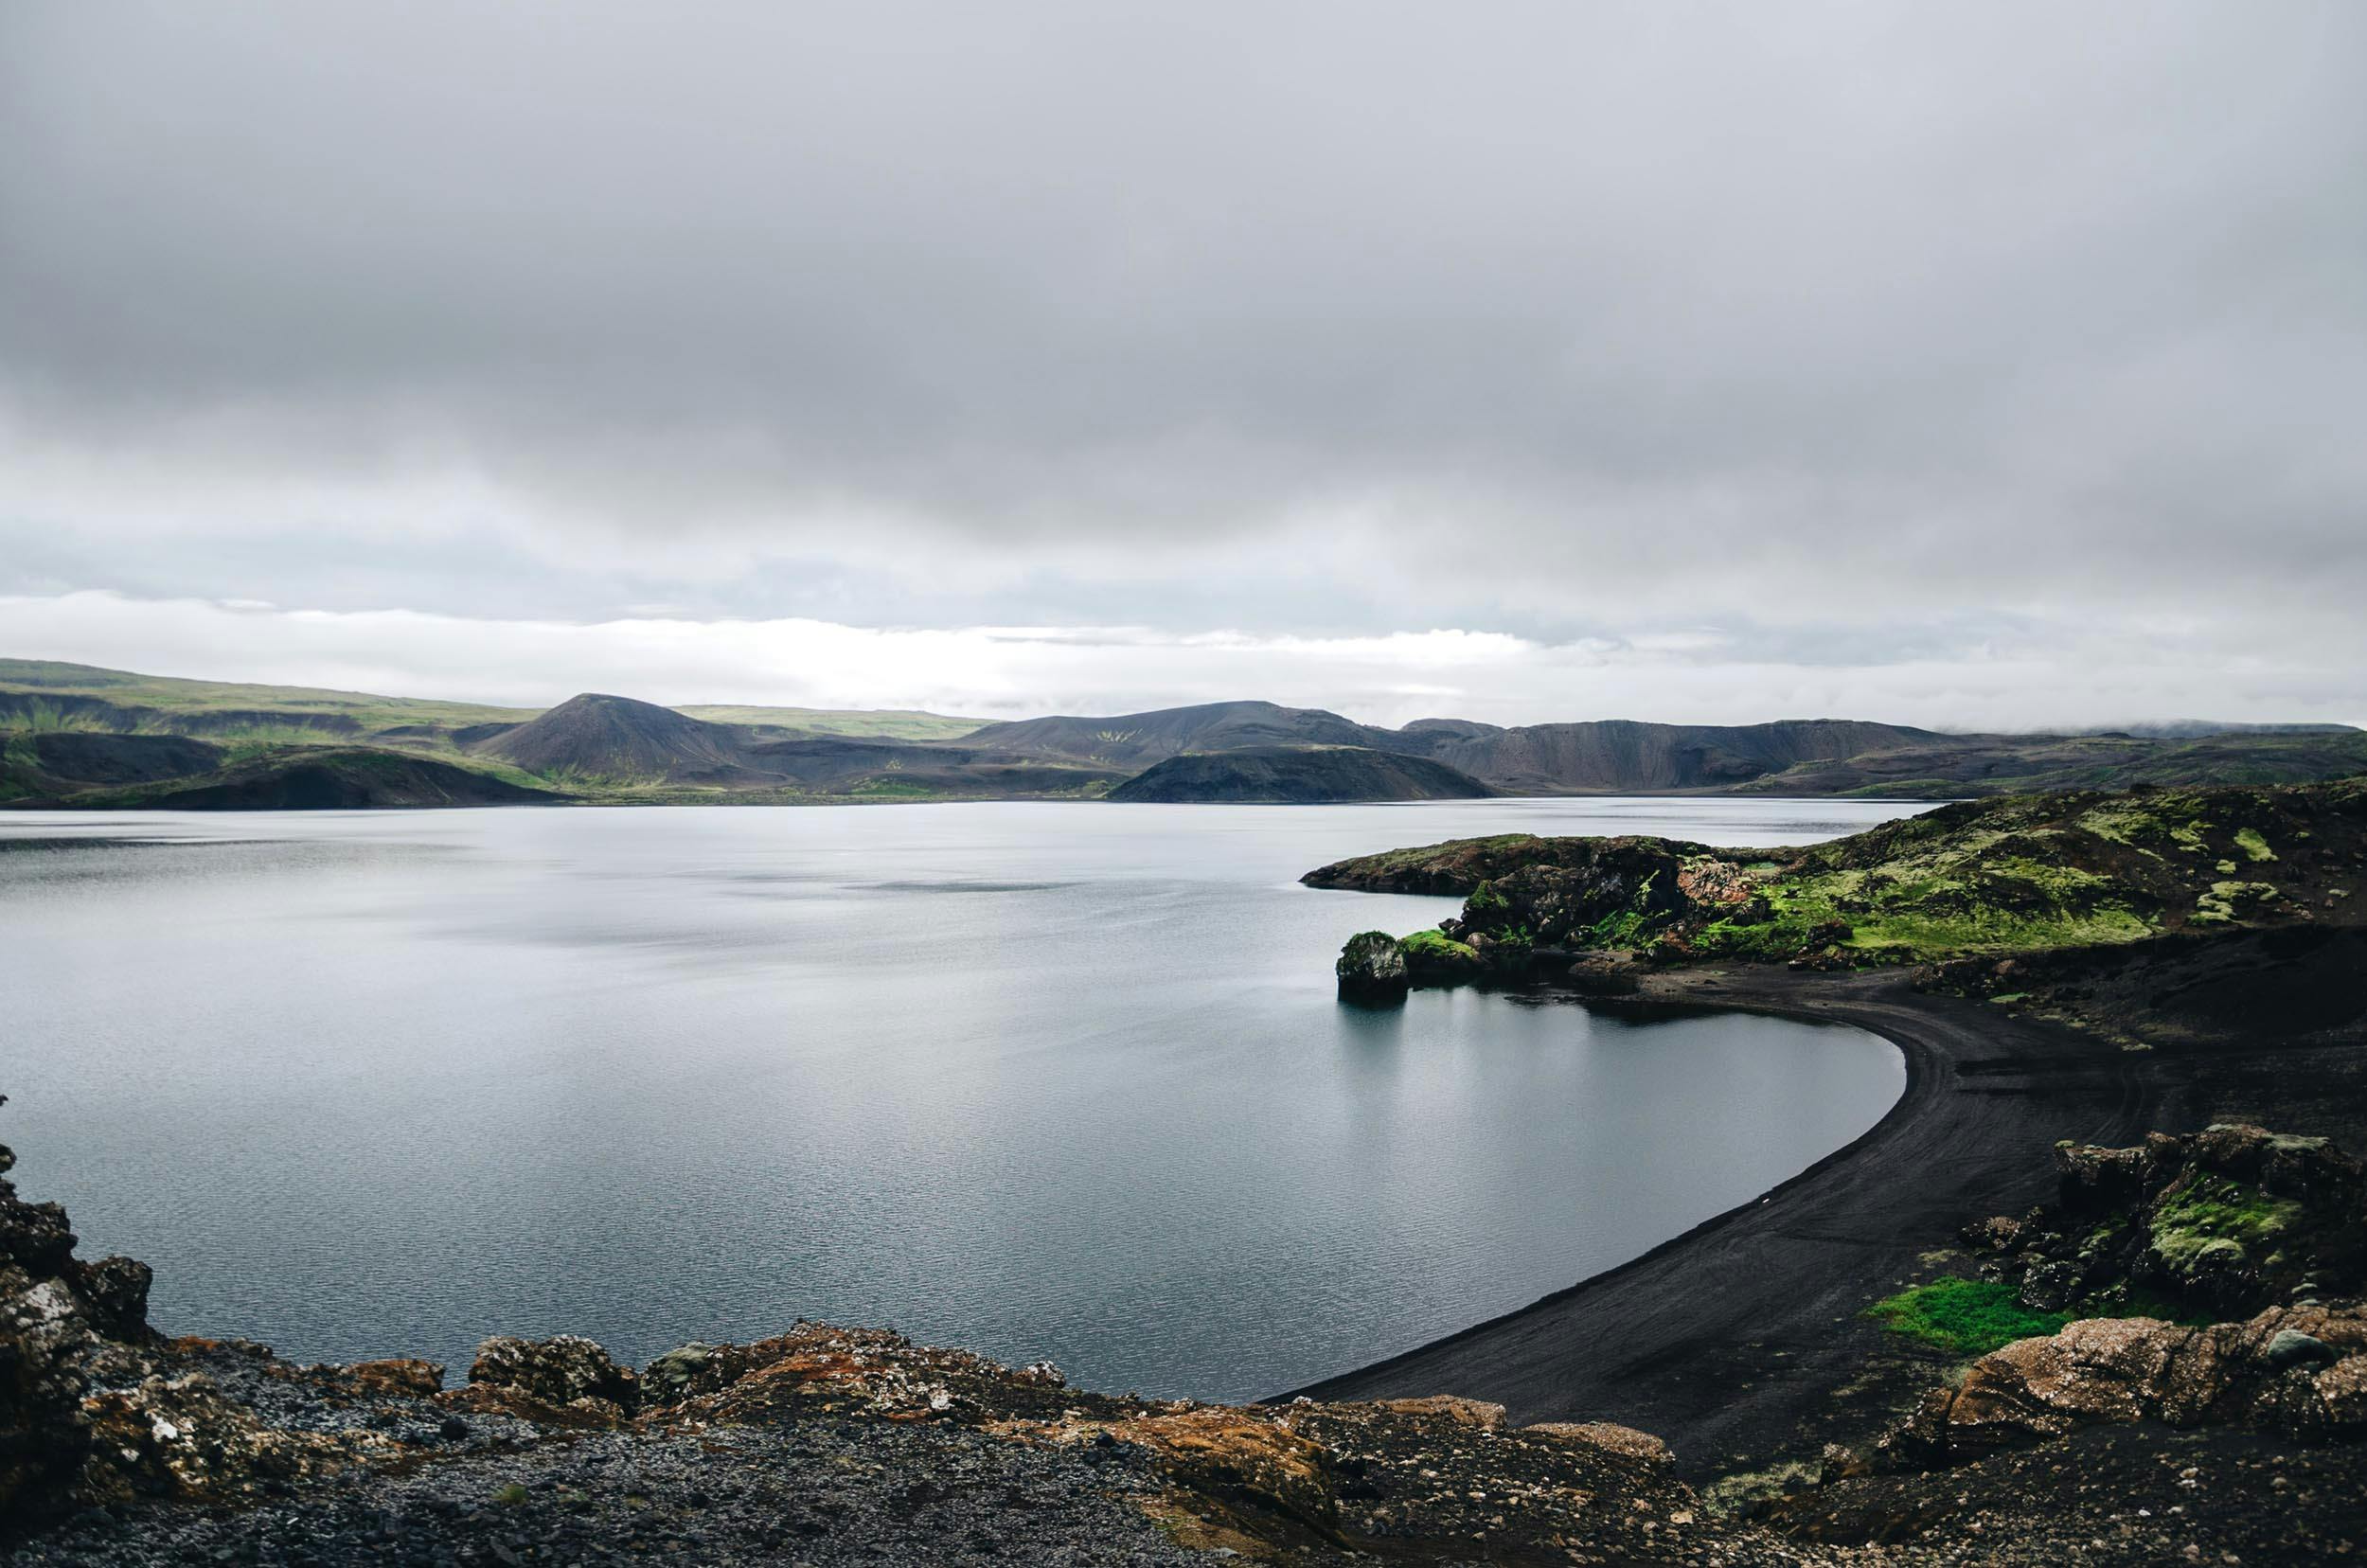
1306,778,2367,974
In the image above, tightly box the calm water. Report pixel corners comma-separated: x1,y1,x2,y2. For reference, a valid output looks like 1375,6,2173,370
2,797,1913,1400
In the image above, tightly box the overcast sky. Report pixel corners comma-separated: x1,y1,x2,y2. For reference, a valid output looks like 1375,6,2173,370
3,2,2360,726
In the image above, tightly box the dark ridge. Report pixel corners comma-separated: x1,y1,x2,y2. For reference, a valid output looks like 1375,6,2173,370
739,734,1128,796
1389,717,1951,793
70,749,567,810
25,733,222,786
1106,746,1496,803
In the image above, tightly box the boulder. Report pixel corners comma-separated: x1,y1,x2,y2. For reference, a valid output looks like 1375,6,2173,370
1374,1395,1506,1431
1335,931,1409,1000
640,1342,723,1405
1878,1303,2367,1469
467,1333,638,1414
1523,1420,1674,1468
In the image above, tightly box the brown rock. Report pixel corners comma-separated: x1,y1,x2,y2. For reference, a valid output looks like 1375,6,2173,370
1880,1304,2367,1469
467,1333,637,1412
1375,1394,1507,1432
1523,1420,1674,1468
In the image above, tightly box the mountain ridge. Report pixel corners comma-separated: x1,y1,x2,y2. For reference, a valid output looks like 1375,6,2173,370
3,660,2361,808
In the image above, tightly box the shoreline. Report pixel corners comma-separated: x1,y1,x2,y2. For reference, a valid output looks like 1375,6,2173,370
1280,965,2161,1477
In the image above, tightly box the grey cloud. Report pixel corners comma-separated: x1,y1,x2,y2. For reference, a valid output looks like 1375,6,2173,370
0,1,2362,701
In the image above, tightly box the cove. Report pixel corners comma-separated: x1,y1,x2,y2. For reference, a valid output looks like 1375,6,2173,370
0,798,1911,1400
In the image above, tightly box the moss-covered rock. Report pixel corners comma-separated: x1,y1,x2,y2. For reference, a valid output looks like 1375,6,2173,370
1397,927,1485,983
1334,931,1409,1000
1966,1125,2365,1321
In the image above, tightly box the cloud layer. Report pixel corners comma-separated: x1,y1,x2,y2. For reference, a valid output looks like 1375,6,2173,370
2,3,2360,722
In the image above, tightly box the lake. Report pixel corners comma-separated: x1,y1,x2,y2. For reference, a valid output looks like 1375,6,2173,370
1,796,1913,1401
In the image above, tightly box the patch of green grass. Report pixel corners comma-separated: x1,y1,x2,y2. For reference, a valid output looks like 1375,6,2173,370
1864,1278,2069,1357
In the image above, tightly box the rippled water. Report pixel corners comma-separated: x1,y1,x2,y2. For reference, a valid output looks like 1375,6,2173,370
2,797,1912,1399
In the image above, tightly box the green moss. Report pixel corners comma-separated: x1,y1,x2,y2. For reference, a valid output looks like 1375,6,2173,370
1399,928,1479,963
2196,880,2279,923
1465,879,1511,916
1865,1278,2069,1358
2148,1174,2302,1274
2234,827,2277,863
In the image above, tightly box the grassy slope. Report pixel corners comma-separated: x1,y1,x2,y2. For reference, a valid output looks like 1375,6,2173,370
0,659,533,727
674,704,984,740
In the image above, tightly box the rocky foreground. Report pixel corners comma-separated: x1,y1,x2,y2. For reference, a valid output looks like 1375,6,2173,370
9,1095,2367,1564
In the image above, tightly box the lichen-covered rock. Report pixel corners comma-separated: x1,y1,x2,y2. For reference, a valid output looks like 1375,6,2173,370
0,1096,157,1523
1878,1302,2367,1469
1442,840,1722,954
465,1333,638,1417
78,1370,396,1507
1334,931,1409,998
1373,1394,1505,1431
639,1341,723,1404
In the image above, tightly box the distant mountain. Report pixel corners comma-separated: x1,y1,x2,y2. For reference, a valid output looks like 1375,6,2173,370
1107,746,1496,804
473,693,754,783
3,659,2361,809
2061,722,2361,739
1388,718,1949,793
961,701,1386,769
1733,728,2367,798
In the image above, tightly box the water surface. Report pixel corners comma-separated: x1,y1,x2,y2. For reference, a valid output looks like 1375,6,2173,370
2,797,1913,1399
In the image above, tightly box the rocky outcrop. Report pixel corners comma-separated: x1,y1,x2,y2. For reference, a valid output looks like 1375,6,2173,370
1438,838,1759,958
1967,1124,2365,1321
0,1096,148,1522
1307,778,2367,985
1305,832,1722,897
0,1098,395,1526
1334,931,1409,1000
1875,1302,2367,1469
460,1333,639,1424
